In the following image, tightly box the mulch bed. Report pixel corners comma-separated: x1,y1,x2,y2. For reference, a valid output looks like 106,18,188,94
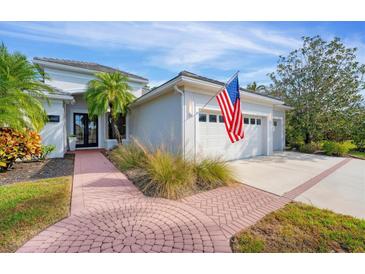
0,154,75,186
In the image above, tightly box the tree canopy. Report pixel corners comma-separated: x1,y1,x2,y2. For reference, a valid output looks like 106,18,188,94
85,72,135,142
0,43,52,131
268,36,365,146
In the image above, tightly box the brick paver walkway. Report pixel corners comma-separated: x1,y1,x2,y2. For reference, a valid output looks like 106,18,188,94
17,151,289,253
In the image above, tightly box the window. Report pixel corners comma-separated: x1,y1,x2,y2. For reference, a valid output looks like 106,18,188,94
209,114,217,123
199,113,207,122
244,117,249,124
219,115,224,123
257,118,261,125
273,121,278,126
250,118,256,125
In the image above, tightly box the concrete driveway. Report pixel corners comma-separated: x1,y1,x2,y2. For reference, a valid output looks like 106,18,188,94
230,152,365,219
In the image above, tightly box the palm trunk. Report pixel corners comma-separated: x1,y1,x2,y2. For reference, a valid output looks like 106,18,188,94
111,116,122,144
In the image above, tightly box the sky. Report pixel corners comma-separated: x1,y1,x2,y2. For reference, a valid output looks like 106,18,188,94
1,21,365,89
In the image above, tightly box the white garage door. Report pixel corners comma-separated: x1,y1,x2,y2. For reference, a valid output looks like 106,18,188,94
197,112,266,161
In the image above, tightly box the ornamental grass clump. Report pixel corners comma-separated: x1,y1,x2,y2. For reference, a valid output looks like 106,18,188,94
195,159,234,190
143,149,196,199
108,144,147,171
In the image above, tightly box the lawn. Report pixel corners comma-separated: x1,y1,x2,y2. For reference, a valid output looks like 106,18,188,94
231,202,365,253
0,176,72,252
349,151,365,160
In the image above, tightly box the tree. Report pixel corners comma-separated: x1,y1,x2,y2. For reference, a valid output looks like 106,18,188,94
246,81,266,92
85,72,135,143
0,43,52,131
268,36,365,144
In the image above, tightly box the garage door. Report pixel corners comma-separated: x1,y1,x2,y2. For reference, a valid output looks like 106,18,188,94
197,111,266,161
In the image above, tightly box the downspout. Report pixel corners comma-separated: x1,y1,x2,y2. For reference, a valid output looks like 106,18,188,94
174,85,185,159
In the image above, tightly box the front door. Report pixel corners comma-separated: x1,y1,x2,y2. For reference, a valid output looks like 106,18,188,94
73,113,98,148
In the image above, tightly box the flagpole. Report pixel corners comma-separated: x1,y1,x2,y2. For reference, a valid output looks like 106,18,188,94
192,70,239,118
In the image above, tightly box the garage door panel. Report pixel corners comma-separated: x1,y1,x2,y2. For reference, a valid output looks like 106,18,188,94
197,113,265,161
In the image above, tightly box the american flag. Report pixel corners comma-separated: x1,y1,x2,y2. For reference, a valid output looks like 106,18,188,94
216,74,244,143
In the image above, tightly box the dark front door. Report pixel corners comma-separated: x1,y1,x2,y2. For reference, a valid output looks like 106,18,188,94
73,113,98,148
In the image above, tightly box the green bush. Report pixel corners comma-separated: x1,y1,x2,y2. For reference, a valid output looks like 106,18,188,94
108,144,147,171
195,159,234,190
39,144,56,160
143,149,196,199
323,141,357,156
299,142,321,154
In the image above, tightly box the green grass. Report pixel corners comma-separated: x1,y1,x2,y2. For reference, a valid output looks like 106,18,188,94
0,176,72,252
231,202,365,253
107,145,234,199
349,151,365,160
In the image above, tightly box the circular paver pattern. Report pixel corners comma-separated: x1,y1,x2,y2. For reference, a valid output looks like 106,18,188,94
18,199,230,253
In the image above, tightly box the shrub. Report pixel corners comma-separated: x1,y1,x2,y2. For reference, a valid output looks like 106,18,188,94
323,141,357,156
108,144,147,171
0,128,42,171
195,159,234,190
299,142,321,154
39,144,56,160
143,149,196,199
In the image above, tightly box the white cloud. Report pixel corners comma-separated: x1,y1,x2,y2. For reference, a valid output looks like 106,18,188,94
0,22,298,71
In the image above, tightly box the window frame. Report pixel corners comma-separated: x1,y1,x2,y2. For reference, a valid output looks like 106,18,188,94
250,118,256,125
244,117,249,124
199,113,207,122
209,114,217,123
218,115,224,123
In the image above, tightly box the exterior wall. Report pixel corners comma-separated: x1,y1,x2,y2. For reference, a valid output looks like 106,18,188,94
65,94,107,149
184,87,278,160
44,67,146,97
128,91,182,153
41,66,146,154
40,99,66,158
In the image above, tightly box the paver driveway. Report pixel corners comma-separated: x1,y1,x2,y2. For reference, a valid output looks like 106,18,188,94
17,151,288,253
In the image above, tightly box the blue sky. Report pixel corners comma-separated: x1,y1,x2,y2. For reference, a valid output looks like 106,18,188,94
1,22,365,88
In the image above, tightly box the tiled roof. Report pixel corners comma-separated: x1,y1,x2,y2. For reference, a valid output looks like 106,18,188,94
33,57,148,82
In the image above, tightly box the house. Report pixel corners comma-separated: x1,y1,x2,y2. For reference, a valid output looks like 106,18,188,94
34,57,290,160
33,57,148,158
129,71,291,161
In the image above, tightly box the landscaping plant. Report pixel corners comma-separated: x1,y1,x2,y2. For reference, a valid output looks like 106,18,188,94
39,144,56,160
108,144,234,199
143,149,196,199
195,159,234,190
0,128,42,171
322,140,357,156
298,142,322,154
85,72,135,143
0,43,52,131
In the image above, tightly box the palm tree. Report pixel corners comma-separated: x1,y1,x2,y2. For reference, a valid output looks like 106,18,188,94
85,72,135,143
246,81,266,92
0,43,52,131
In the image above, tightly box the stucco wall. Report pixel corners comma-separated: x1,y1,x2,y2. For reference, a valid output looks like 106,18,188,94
40,99,66,158
44,67,145,97
128,91,182,153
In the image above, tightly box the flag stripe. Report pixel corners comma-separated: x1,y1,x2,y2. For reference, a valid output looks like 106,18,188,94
214,74,244,143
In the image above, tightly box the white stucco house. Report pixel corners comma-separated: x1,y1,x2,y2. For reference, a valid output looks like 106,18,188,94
35,57,291,160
